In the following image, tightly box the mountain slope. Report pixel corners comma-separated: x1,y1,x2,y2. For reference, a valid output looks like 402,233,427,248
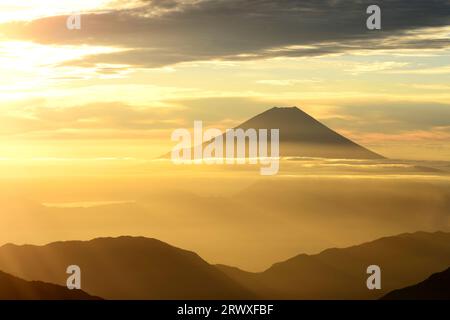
381,267,450,300
238,107,382,159
0,270,99,300
167,106,383,160
0,237,256,300
218,231,450,299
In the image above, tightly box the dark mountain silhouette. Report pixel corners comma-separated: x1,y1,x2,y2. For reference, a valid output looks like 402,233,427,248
0,270,99,300
217,231,450,299
1,232,449,300
0,237,256,300
381,267,450,300
166,106,383,159
238,107,382,159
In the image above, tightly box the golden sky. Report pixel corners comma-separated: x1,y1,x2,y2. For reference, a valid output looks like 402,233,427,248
0,0,449,163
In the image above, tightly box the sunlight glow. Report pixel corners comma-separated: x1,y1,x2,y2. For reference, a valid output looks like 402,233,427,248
0,0,114,23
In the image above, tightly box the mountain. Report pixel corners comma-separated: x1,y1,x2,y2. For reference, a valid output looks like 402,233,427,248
237,107,382,159
0,237,256,300
0,270,99,300
382,267,450,300
1,232,449,300
167,106,383,159
217,231,450,299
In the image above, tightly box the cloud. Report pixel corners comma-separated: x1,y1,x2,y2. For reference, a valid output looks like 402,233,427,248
322,102,450,141
256,79,322,86
387,65,450,74
0,97,270,139
0,102,177,139
1,0,449,68
2,96,450,146
342,128,450,144
343,61,409,74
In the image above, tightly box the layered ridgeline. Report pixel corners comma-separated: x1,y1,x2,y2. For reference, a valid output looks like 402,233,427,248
0,232,449,299
217,231,450,300
382,267,450,300
0,271,98,300
167,107,383,160
0,237,256,300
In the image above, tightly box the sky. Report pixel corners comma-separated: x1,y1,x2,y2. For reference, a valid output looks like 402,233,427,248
0,0,449,163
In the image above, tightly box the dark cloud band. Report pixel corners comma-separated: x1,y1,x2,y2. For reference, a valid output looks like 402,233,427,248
1,0,449,67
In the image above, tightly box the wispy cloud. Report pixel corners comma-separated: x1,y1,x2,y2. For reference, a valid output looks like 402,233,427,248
256,79,322,86
1,0,449,68
323,102,450,138
387,65,450,74
0,97,270,139
343,61,410,75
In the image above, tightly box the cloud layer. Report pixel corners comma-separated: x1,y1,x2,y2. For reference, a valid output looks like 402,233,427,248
1,97,449,143
1,0,449,67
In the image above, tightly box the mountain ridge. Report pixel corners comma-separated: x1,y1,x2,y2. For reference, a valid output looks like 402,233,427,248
0,236,257,300
381,266,450,300
217,231,450,299
1,231,450,299
165,106,383,160
238,106,383,159
0,270,100,300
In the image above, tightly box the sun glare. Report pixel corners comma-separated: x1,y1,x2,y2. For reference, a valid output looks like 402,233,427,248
0,0,113,23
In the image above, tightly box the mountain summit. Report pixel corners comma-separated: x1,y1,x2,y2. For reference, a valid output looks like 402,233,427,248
238,107,383,159
165,106,383,160
0,237,256,300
